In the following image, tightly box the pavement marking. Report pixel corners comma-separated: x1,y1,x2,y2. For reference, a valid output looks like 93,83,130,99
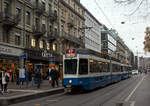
125,75,146,102
130,101,135,106
46,99,58,102
34,104,40,106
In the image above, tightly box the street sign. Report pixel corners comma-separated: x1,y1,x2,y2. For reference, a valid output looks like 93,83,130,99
20,53,27,59
49,57,55,67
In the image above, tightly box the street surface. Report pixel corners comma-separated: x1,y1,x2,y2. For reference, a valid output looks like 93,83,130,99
10,74,149,106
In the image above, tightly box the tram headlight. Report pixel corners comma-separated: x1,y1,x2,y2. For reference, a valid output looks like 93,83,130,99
69,80,72,83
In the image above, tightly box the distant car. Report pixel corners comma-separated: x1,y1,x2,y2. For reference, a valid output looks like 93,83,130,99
132,70,138,75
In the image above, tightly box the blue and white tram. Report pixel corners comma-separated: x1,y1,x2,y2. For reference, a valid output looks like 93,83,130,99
63,49,131,92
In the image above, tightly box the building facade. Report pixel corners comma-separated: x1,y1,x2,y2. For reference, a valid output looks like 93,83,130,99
0,0,59,72
84,8,102,53
101,28,117,58
0,0,85,72
58,0,85,54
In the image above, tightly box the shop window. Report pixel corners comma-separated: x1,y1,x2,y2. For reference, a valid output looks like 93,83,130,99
31,39,36,47
40,41,43,49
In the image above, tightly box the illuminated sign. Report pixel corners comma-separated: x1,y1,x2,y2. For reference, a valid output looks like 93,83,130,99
66,49,76,57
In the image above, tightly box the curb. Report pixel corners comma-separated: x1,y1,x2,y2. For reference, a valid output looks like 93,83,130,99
0,87,64,106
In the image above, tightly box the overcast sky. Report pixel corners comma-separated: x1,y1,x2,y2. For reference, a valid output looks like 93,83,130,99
81,0,150,57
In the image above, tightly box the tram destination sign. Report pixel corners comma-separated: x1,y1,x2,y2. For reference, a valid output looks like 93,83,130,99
66,49,76,58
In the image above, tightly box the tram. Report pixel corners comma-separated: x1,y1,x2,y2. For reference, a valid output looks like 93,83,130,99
62,49,132,92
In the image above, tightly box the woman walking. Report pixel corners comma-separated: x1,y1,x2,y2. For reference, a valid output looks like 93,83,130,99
1,70,10,93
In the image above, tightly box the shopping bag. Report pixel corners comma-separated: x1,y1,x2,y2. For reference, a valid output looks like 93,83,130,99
49,77,52,83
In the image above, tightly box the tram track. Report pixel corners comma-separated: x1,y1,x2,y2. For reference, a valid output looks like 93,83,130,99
45,75,141,106
77,76,141,106
10,75,142,106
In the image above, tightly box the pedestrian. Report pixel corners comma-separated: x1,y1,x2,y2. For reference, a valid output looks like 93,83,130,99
1,70,10,93
50,67,59,88
35,68,42,88
0,68,2,92
31,70,35,87
16,68,19,85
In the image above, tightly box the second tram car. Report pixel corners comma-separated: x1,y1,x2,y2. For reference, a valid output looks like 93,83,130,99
63,49,132,92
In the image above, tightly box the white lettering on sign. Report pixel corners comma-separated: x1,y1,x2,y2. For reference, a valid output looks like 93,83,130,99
42,50,52,58
0,45,23,56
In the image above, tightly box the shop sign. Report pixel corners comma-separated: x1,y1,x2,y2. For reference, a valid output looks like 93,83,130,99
42,50,52,58
0,45,23,56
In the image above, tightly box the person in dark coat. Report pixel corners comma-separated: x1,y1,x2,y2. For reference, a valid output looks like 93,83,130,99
50,67,59,87
16,68,19,85
35,68,42,88
0,69,2,92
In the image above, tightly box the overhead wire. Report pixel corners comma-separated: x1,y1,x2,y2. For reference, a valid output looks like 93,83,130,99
94,0,115,29
128,0,145,16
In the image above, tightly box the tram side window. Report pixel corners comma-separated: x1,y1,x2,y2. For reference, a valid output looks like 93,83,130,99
79,59,88,75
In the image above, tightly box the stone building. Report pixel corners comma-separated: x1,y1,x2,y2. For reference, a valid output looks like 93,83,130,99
0,0,85,72
58,0,85,53
0,0,59,71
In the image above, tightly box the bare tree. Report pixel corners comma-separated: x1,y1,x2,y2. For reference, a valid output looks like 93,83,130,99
144,27,150,52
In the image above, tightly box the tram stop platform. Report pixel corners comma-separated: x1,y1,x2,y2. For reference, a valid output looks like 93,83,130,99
0,80,64,106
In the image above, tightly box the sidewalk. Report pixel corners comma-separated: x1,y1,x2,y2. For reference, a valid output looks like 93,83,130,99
0,80,64,106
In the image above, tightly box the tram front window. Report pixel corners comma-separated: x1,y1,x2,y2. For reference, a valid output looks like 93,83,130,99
64,59,77,74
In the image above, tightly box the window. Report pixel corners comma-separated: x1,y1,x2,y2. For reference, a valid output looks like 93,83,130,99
47,43,50,50
31,39,36,47
26,34,30,47
39,41,43,48
49,25,52,32
53,44,56,51
15,35,20,46
16,8,21,17
49,4,52,13
3,30,9,43
42,1,45,11
90,60,109,73
4,2,8,13
79,59,88,75
64,59,77,74
26,11,30,25
61,8,64,17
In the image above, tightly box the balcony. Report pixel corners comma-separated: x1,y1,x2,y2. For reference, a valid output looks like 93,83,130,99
47,31,59,42
60,31,84,46
32,25,46,38
67,18,74,28
33,2,45,14
0,12,20,27
48,10,58,22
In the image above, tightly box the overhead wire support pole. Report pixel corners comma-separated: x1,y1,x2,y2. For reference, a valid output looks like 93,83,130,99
94,0,115,29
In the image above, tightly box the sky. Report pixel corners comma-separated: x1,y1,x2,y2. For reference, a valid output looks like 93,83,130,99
80,0,150,57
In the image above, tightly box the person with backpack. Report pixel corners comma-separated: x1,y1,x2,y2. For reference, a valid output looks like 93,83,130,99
1,70,10,93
